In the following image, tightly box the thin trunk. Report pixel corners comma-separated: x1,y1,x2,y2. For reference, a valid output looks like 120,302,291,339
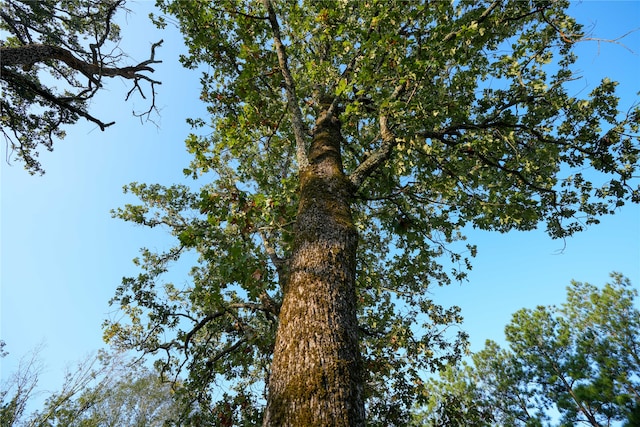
263,110,364,426
549,358,601,427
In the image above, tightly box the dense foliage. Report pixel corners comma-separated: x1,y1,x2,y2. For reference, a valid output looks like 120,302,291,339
421,274,640,426
103,0,640,424
3,0,638,423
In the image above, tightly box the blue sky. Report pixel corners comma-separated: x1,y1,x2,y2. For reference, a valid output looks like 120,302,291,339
1,0,639,406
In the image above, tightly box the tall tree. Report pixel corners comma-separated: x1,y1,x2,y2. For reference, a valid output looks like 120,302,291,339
105,1,640,425
422,274,640,427
0,0,162,174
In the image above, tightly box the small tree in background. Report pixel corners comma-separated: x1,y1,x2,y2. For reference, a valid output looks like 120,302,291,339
422,274,640,426
1,348,179,427
1,343,43,427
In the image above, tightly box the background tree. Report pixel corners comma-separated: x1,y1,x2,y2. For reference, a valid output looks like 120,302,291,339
1,347,179,427
37,358,179,427
0,0,162,175
104,1,640,425
423,274,640,426
412,362,495,427
1,343,43,427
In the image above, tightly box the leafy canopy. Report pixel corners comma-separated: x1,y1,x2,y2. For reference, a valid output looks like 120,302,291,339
106,0,639,424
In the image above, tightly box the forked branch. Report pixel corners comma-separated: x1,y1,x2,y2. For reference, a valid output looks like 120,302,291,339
349,83,407,189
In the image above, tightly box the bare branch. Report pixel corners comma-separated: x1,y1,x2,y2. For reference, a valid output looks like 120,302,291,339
1,41,163,84
1,34,163,173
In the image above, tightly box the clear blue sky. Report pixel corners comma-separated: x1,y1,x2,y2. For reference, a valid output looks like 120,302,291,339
1,0,639,405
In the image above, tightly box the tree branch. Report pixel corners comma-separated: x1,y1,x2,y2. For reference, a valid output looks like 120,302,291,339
349,83,407,189
262,0,309,169
1,41,162,85
229,300,279,317
442,0,501,43
183,312,225,352
1,67,115,130
0,38,163,147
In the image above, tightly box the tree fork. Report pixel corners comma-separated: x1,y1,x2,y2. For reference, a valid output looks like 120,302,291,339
263,109,364,426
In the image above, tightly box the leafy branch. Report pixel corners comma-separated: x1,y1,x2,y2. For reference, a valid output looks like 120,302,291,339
0,0,163,174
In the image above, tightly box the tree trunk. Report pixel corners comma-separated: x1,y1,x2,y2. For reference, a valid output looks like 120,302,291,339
263,109,364,426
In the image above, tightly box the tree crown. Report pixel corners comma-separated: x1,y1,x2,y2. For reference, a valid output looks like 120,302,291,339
106,1,639,424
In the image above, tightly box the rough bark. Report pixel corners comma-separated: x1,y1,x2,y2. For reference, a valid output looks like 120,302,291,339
263,108,364,426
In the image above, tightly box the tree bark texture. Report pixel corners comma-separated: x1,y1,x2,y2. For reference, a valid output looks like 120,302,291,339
263,110,364,426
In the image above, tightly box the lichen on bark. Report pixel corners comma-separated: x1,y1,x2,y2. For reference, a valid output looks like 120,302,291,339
263,110,364,426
